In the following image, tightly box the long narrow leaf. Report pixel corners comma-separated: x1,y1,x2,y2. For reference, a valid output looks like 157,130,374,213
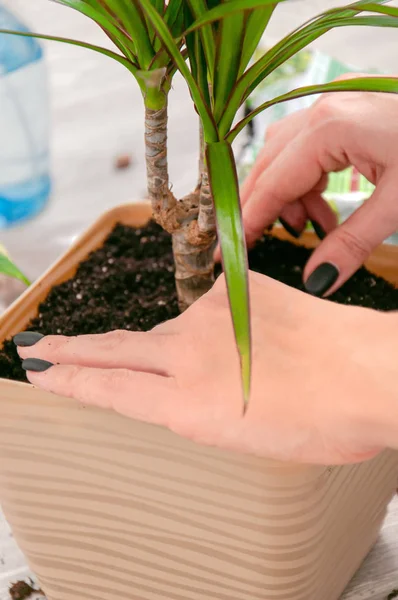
241,13,398,107
213,7,246,122
109,0,155,67
165,0,185,36
81,0,138,58
0,251,30,287
184,0,285,34
206,141,251,409
227,76,398,142
53,0,136,54
184,0,389,35
186,0,216,83
219,3,398,135
238,5,275,75
184,7,211,107
0,29,137,73
149,0,185,68
137,0,218,141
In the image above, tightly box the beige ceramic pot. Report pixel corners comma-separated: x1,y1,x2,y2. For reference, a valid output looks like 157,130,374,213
0,202,397,600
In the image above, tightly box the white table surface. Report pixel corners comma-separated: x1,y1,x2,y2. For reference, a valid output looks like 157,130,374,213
1,1,398,598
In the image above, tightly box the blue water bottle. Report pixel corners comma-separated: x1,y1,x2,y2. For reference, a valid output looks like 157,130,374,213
0,5,51,227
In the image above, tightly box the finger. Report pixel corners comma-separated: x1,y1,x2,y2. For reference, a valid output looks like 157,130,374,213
278,200,308,239
242,122,349,246
277,174,330,238
301,184,338,240
26,364,179,426
240,110,307,208
213,111,308,260
304,171,398,296
18,330,175,376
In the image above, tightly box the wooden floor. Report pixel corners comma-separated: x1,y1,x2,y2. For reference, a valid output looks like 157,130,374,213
1,1,398,598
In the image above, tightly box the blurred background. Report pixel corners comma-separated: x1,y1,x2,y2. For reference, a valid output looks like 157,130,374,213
1,0,398,285
1,2,398,597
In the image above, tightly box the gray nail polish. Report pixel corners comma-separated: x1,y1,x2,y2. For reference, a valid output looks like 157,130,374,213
22,358,53,373
279,218,302,239
13,332,44,347
305,263,339,297
311,220,326,241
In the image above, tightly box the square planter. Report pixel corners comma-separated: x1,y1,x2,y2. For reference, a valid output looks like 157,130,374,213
0,202,397,600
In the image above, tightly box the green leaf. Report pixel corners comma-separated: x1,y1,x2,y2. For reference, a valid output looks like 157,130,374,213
186,0,216,83
149,0,186,69
184,10,211,107
165,0,185,36
53,0,136,56
227,76,398,142
137,0,218,141
219,1,398,135
0,29,138,74
184,0,285,34
80,0,138,58
213,6,246,122
102,0,155,67
243,11,398,99
152,0,165,14
0,250,30,287
322,1,398,20
238,5,275,75
206,141,251,409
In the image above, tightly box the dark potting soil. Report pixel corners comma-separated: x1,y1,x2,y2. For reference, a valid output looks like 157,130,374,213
1,220,398,383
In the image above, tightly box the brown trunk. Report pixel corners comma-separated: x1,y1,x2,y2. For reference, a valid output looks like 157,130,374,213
198,167,216,236
145,105,216,310
172,206,216,311
172,142,217,311
144,101,178,232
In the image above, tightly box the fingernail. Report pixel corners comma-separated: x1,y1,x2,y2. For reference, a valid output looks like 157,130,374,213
279,218,302,239
311,220,326,241
305,263,339,297
22,358,53,373
13,332,44,347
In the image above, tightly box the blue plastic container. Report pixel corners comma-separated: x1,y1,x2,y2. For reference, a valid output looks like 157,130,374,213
0,6,51,227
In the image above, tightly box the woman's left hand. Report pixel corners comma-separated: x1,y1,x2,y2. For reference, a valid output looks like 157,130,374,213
17,271,396,465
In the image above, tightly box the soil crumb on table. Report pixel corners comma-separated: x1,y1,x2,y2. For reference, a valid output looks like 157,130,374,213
0,221,397,383
9,580,45,600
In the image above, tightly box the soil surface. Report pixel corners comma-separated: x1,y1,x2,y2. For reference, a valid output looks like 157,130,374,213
1,221,397,383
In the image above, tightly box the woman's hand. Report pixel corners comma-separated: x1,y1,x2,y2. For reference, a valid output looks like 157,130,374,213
240,83,398,296
16,272,397,465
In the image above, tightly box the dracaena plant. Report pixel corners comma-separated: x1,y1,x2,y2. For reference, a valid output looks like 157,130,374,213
2,0,398,407
0,244,30,287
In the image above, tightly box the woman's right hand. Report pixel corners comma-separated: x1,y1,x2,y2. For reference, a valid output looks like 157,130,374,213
241,82,398,296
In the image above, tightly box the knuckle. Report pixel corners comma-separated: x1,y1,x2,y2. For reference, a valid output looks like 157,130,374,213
98,329,132,351
70,367,132,406
334,229,372,262
68,366,93,402
310,96,338,124
102,368,132,392
93,369,132,406
265,121,279,140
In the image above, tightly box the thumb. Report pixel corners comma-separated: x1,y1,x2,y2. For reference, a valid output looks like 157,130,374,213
304,172,398,297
